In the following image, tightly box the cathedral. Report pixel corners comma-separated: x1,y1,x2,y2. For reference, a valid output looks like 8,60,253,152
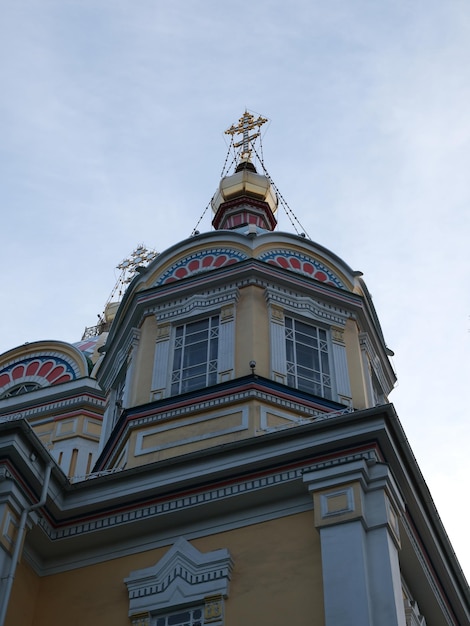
0,112,468,626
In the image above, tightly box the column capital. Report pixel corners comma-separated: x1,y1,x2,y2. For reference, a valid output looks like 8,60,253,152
303,456,404,547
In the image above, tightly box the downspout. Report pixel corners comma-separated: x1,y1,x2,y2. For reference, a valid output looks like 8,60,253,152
0,461,53,626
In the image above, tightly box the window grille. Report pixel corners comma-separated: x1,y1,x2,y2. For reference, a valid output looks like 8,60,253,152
171,316,219,395
285,317,332,399
155,607,203,626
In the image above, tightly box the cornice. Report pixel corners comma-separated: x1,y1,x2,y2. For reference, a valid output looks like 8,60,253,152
38,448,379,542
96,376,347,469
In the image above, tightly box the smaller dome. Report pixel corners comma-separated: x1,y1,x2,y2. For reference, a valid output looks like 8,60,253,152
212,162,278,216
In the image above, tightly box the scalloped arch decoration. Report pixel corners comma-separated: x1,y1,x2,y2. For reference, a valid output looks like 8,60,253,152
0,354,78,394
154,248,248,286
258,249,346,289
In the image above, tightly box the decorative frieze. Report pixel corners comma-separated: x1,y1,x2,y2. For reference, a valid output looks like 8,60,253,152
258,249,346,289
37,449,377,542
154,248,248,286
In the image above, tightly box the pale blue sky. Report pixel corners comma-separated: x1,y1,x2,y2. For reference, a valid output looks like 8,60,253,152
1,1,469,579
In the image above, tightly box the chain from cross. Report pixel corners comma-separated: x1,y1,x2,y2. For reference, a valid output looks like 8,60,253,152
225,111,268,160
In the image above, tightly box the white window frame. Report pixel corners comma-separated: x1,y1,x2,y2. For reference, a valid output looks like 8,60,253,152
170,315,220,395
154,606,204,626
284,315,333,400
266,286,352,405
151,289,238,400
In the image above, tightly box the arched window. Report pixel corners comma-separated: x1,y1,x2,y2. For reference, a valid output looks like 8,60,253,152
0,382,42,399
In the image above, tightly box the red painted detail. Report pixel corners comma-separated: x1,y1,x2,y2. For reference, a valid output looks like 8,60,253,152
46,365,66,383
226,258,238,265
175,267,188,279
163,277,177,284
188,259,200,272
12,365,25,380
290,257,301,270
202,255,214,267
214,255,227,267
277,256,290,269
26,361,40,376
38,361,54,378
315,271,327,282
0,374,10,387
52,374,72,385
303,262,315,275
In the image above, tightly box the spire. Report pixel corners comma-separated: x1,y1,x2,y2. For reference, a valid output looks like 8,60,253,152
212,111,278,231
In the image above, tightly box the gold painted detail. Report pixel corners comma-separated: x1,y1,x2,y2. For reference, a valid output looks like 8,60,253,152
204,595,224,623
225,110,268,160
130,613,150,626
156,323,171,341
270,305,284,324
331,326,345,343
220,304,234,322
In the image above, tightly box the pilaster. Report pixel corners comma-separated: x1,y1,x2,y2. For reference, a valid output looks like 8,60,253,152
304,457,406,626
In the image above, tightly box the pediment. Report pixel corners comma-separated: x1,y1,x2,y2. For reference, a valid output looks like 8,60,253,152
125,537,233,616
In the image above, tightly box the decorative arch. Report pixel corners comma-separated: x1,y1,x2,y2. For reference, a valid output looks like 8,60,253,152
154,248,248,286
0,342,89,398
257,249,346,289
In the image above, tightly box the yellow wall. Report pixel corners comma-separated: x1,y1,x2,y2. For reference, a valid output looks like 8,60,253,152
132,316,158,406
6,559,40,626
235,285,270,378
343,318,368,409
18,512,324,626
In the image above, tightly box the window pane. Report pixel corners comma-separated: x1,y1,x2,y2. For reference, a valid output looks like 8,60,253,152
172,317,219,394
285,317,332,399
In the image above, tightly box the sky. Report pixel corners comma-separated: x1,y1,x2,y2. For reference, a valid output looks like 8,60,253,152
1,0,469,582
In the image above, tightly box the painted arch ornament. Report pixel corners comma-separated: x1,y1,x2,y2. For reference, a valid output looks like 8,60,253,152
155,248,248,286
0,355,78,398
258,249,346,289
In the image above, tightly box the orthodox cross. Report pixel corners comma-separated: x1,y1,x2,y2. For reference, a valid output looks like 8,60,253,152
225,111,268,160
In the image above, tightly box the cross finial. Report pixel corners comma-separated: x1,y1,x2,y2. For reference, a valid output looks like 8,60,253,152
225,111,268,161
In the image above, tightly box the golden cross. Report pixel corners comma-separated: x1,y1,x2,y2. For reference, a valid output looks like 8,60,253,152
225,111,268,160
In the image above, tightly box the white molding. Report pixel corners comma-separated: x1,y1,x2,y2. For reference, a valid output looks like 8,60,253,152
100,328,141,392
401,516,455,626
265,285,350,327
154,288,239,324
125,537,233,617
359,332,392,397
332,342,352,400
